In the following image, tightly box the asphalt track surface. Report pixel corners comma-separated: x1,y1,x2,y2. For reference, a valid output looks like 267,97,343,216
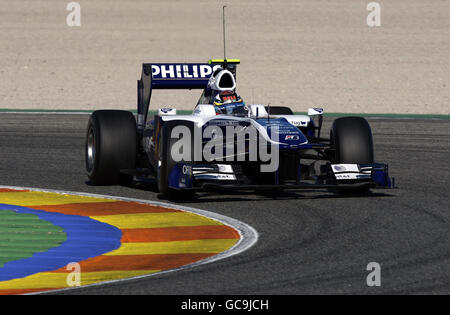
0,114,449,294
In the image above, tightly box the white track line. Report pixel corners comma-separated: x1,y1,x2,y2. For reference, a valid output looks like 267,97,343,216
0,185,259,295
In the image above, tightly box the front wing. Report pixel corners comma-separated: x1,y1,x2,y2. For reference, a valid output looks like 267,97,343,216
166,162,393,192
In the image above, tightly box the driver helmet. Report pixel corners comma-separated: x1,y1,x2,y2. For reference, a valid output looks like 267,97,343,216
213,90,242,106
213,90,248,116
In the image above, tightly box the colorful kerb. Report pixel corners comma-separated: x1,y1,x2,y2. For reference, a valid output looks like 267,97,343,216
0,188,240,294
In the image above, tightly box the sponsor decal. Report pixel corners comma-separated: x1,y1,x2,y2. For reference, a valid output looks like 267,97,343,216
333,165,346,172
332,164,371,180
332,164,360,173
335,173,371,180
182,165,193,175
289,120,306,126
285,135,299,141
217,164,234,173
194,174,237,181
205,119,245,127
151,64,221,79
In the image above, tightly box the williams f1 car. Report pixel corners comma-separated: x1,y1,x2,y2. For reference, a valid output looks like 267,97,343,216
85,59,393,199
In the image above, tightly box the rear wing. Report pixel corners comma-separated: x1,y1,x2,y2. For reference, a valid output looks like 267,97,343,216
137,62,239,130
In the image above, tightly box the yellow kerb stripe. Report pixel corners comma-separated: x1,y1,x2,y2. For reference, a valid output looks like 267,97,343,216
0,191,115,207
90,212,223,229
0,270,159,290
104,239,238,256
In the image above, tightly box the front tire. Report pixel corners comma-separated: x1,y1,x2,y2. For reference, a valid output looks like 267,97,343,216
157,120,195,200
85,110,137,185
331,116,374,164
330,116,374,194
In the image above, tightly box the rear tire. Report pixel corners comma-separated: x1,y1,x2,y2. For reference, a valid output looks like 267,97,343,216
330,116,374,194
85,110,137,185
265,106,294,115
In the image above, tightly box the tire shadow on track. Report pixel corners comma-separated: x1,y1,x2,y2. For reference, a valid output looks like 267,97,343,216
192,191,395,204
105,178,395,204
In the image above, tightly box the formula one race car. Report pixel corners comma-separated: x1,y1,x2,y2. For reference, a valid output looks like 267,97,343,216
85,59,393,199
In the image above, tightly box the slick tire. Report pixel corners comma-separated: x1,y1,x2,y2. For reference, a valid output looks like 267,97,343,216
330,116,374,194
265,106,294,115
85,110,137,185
157,120,195,200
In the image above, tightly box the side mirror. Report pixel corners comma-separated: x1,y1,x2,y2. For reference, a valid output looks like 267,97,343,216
308,108,324,138
308,108,324,116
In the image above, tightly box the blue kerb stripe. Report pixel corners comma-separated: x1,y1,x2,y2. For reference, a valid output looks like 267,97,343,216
0,204,122,281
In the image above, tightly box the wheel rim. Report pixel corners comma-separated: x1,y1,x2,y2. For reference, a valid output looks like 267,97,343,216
86,126,96,173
